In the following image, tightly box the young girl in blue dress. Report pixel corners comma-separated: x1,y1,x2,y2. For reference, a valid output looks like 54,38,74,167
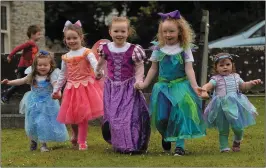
135,10,206,156
1,50,69,152
201,53,262,153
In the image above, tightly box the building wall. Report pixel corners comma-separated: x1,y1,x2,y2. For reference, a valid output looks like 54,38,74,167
10,1,45,49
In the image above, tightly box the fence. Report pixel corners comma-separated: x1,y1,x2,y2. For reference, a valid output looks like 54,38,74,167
1,46,265,94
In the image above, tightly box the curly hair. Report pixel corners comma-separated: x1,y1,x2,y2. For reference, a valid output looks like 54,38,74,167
157,16,195,49
28,52,56,87
109,16,136,38
211,52,236,75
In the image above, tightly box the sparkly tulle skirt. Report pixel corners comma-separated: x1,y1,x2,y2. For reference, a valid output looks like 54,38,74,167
150,79,206,141
19,81,69,142
57,80,104,124
204,92,257,130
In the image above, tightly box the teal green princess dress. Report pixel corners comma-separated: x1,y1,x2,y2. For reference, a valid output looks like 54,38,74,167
149,43,206,144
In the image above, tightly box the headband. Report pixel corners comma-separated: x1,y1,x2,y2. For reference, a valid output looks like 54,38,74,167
62,20,82,32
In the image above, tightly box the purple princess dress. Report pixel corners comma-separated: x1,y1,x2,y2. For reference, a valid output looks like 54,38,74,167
99,43,151,153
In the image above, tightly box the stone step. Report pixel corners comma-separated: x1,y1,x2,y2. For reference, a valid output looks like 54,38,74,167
1,113,102,129
1,114,25,128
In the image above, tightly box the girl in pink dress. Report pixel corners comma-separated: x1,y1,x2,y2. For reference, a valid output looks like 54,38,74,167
52,20,103,150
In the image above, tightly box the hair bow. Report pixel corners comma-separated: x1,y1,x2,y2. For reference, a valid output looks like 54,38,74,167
39,50,49,55
62,20,82,32
158,10,181,21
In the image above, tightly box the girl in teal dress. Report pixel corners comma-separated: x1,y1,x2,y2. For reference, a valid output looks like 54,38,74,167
135,10,206,156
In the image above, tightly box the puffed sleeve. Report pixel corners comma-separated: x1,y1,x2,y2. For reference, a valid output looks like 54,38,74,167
209,75,218,86
132,44,146,63
50,68,61,84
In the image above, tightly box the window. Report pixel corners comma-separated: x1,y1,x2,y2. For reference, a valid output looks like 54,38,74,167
1,2,10,54
250,25,265,38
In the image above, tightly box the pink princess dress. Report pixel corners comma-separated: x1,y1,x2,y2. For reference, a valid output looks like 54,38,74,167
56,48,103,124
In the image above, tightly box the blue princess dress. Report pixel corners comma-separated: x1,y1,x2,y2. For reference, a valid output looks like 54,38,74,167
149,43,206,142
204,73,257,129
19,69,69,142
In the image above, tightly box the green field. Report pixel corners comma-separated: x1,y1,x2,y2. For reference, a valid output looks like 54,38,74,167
1,97,265,167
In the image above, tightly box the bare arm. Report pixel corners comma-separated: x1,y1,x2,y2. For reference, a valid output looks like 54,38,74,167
185,62,205,96
135,62,158,89
185,62,198,88
53,61,67,93
1,76,28,86
95,56,105,73
239,79,262,92
202,82,214,92
134,61,144,83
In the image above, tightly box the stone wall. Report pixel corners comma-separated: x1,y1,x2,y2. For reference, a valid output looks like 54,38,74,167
10,1,45,49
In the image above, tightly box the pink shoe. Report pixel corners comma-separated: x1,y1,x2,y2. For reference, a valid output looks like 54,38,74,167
79,142,88,151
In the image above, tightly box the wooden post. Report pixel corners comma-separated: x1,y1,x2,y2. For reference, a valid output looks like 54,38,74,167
199,10,209,86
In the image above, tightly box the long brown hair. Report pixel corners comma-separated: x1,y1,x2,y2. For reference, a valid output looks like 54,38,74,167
28,52,56,87
211,52,236,75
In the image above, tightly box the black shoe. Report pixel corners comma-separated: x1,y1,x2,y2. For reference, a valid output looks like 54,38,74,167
174,147,185,156
1,96,9,104
30,140,37,151
162,138,171,152
102,122,111,144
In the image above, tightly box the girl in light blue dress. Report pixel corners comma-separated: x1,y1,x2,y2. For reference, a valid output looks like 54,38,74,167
201,53,262,153
1,50,69,152
135,10,206,156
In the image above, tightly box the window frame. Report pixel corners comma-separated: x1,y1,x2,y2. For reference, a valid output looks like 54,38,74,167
249,24,265,39
1,2,11,54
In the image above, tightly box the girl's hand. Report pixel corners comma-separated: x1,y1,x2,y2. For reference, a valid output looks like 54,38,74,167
192,86,206,97
95,72,103,80
7,57,11,63
52,91,61,99
1,79,9,85
134,82,146,90
201,90,210,100
250,79,262,86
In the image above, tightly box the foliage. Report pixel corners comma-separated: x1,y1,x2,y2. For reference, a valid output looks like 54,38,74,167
45,1,265,49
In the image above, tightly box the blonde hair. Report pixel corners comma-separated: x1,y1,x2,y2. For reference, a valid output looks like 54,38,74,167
63,24,86,47
109,16,136,38
28,52,56,87
211,52,236,75
157,17,195,49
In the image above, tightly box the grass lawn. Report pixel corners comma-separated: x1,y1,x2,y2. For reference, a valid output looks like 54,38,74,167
1,97,265,167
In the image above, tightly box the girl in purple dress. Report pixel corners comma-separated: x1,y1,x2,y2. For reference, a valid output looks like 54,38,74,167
201,53,262,153
95,16,151,154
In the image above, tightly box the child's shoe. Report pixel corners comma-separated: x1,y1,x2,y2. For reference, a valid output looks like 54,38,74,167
79,142,88,151
232,141,241,152
162,138,171,152
30,140,37,151
71,137,78,149
40,143,49,152
1,96,8,104
220,147,231,153
174,147,185,156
